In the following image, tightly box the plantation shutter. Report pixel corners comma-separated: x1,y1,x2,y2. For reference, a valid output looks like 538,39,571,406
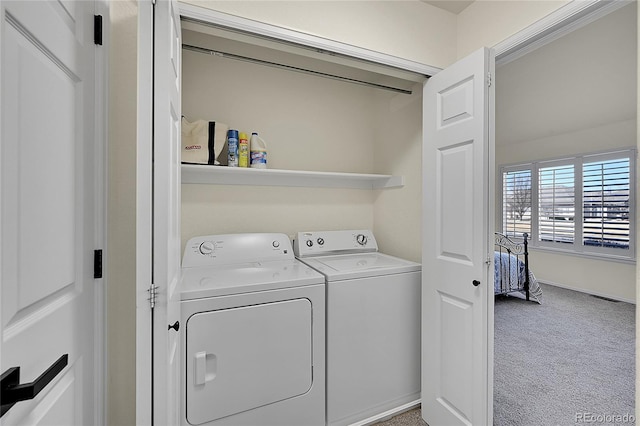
582,158,630,250
502,169,532,238
538,164,575,245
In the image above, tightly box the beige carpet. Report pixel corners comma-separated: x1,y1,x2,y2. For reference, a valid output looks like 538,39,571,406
373,407,427,426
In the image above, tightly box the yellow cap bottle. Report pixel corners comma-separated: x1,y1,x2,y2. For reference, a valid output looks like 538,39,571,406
238,132,249,168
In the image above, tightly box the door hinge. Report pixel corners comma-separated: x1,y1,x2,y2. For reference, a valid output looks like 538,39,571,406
94,15,103,45
485,255,492,266
487,72,492,87
94,249,103,279
148,284,159,309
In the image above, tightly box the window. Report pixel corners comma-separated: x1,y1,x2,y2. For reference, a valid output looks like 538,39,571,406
500,149,635,260
502,169,531,238
538,163,575,245
582,157,631,250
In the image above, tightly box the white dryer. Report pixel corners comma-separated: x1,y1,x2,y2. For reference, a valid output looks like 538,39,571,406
181,233,325,426
294,230,421,426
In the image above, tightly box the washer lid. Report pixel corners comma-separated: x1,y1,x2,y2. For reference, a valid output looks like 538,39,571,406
181,259,325,300
299,252,421,281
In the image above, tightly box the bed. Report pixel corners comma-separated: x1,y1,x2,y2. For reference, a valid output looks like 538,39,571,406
494,232,542,303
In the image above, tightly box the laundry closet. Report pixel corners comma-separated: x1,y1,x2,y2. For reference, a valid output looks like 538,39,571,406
179,13,430,262
173,7,433,426
143,2,498,425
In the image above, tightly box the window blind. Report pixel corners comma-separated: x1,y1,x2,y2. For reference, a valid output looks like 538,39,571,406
502,169,531,238
538,164,575,245
500,149,634,260
582,158,630,250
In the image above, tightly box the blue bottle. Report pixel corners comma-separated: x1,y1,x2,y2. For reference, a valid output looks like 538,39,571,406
227,129,239,167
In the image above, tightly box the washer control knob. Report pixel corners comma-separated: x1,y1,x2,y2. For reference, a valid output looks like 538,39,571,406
317,238,324,246
272,240,280,248
356,234,368,246
199,241,215,255
306,239,313,247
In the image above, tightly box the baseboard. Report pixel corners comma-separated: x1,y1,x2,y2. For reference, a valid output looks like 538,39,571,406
539,280,636,305
348,399,421,426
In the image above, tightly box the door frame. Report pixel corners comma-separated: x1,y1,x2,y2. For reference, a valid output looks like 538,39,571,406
487,0,630,421
494,0,630,65
94,2,109,423
134,0,629,424
136,1,154,425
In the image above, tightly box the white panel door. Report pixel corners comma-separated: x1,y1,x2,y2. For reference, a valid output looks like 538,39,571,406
153,0,182,424
421,47,495,426
0,0,97,424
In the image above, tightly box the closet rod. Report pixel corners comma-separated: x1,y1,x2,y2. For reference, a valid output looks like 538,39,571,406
182,44,413,95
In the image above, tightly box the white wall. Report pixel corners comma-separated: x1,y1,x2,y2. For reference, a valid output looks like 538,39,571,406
181,32,380,249
495,4,637,302
372,84,424,263
457,0,569,59
107,1,137,425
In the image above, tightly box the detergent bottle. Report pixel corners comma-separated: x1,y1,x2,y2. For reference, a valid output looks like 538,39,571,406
250,132,267,169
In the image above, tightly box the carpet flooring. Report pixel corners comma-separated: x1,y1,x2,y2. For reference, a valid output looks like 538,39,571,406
494,284,635,426
376,284,635,426
374,407,426,426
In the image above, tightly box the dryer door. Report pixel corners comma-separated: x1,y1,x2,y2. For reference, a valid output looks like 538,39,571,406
185,298,313,425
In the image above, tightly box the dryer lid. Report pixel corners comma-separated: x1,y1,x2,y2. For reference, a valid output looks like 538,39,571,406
180,259,325,300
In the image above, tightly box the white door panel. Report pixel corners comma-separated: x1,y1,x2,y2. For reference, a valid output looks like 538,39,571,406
422,47,494,426
152,0,182,424
1,0,96,424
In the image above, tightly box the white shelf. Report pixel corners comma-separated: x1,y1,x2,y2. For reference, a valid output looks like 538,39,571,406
181,164,404,189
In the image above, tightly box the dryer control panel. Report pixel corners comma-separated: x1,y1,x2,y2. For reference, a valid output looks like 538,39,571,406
293,230,378,258
183,233,293,267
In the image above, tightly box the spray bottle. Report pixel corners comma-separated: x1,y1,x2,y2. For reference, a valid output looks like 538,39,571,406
227,129,239,167
238,132,249,167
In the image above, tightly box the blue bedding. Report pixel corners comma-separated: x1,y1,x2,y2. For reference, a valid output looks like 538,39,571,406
494,251,542,303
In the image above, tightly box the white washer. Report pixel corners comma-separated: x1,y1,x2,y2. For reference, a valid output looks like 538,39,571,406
294,230,421,426
181,233,325,426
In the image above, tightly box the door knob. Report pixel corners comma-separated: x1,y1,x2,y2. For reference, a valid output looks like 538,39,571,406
472,280,481,287
168,321,180,332
1,354,68,417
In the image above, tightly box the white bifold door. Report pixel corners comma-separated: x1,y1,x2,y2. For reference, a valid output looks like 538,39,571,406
1,0,98,424
153,0,182,422
421,47,495,426
137,0,183,424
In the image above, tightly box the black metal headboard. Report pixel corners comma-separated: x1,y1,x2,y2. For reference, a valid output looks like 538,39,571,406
494,232,530,300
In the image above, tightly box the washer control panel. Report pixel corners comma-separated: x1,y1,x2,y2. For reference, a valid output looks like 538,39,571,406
183,233,293,267
293,230,378,258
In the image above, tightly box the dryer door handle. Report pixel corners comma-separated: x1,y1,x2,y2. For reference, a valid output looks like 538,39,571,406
194,352,206,386
194,352,217,386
